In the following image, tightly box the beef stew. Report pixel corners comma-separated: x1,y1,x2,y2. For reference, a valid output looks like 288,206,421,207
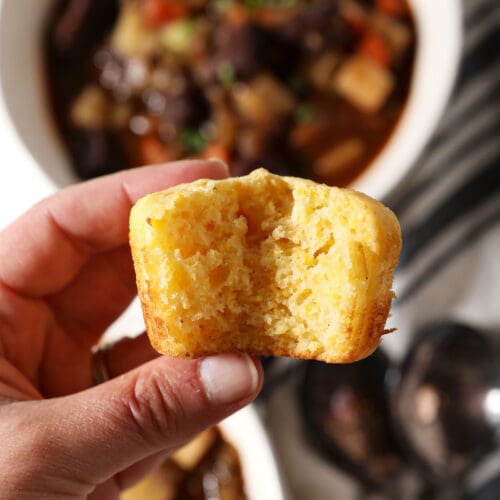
45,0,416,186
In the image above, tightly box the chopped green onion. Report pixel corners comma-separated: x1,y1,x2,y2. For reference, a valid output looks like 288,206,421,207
274,0,298,7
287,74,306,94
243,0,262,10
295,103,315,122
217,61,236,87
180,127,207,153
161,19,196,55
214,0,235,12
244,0,298,10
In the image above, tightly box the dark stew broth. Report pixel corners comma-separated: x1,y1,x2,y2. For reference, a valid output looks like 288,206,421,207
45,0,416,185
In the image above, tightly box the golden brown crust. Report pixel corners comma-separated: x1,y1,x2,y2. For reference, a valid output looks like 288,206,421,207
130,169,401,364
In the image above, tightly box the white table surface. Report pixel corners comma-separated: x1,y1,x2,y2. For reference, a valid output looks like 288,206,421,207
0,94,55,229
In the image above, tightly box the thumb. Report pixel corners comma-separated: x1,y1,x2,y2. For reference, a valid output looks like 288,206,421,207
3,354,260,496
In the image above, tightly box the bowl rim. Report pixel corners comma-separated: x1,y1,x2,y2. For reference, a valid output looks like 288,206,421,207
351,0,463,201
220,405,289,500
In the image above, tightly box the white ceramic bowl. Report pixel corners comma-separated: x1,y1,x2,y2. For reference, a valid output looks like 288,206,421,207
0,0,462,205
220,405,288,500
352,0,463,200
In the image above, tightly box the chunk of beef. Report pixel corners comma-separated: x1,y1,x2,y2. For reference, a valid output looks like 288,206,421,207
213,22,299,80
282,0,356,54
144,77,210,128
50,0,120,59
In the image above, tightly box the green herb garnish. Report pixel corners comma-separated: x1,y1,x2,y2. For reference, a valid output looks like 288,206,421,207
295,103,315,122
217,61,236,87
214,0,235,11
243,0,298,11
287,74,306,94
161,20,196,55
243,0,262,10
180,127,208,153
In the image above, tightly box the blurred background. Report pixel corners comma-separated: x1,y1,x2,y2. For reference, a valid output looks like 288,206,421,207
1,0,500,499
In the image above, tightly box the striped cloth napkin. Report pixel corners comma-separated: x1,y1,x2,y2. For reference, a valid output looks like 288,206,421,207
260,1,500,498
387,0,500,358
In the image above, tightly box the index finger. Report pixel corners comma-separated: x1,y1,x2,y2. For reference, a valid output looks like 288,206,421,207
0,160,229,297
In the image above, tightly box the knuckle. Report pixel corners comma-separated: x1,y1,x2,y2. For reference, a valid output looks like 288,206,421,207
120,368,187,445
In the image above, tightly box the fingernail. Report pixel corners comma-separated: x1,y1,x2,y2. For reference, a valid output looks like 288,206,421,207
199,354,259,405
207,158,230,175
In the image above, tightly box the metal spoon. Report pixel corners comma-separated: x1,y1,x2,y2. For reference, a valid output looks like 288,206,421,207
390,322,500,499
299,350,409,495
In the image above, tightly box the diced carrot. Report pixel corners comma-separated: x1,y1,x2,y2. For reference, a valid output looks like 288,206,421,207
358,32,391,67
341,2,368,35
226,4,249,27
137,135,172,165
141,0,189,27
376,0,407,17
203,143,231,164
313,139,365,178
290,122,325,149
257,7,292,27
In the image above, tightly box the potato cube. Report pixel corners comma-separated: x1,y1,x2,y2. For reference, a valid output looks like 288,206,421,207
314,139,365,177
121,461,184,500
232,74,295,126
111,2,157,57
171,428,217,470
334,55,394,113
307,52,340,91
70,85,109,129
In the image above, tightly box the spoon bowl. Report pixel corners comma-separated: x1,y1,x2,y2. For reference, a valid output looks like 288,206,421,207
299,350,405,492
391,323,500,491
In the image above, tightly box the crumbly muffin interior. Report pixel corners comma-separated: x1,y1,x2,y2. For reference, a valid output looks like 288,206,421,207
131,170,400,362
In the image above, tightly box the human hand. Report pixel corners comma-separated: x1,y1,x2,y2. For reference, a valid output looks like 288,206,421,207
0,160,262,499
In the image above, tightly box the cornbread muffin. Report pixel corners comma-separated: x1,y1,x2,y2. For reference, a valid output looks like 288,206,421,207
130,169,401,363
